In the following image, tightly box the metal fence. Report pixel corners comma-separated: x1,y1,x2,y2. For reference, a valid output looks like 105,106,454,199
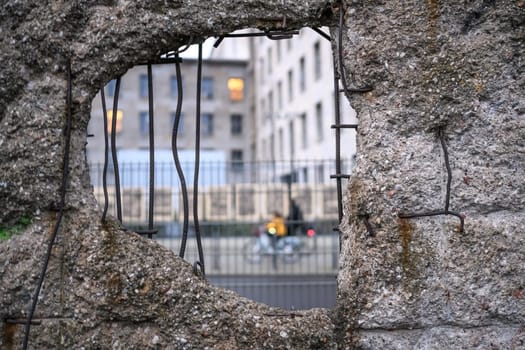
89,159,345,309
154,223,339,309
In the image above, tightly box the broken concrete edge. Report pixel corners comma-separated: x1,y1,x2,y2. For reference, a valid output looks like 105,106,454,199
0,210,339,348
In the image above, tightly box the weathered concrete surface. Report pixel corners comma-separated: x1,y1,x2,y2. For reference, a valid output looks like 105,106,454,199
0,1,339,349
0,213,336,349
337,0,525,348
0,0,334,226
1,0,524,349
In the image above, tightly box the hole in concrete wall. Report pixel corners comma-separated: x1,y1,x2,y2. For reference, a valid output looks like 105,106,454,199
86,27,356,310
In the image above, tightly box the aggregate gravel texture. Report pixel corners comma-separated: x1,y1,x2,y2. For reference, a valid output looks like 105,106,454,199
337,0,525,348
0,0,524,349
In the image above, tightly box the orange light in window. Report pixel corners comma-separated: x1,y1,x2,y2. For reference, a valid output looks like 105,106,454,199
107,109,123,133
228,78,244,101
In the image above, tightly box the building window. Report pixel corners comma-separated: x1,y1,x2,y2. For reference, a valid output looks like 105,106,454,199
300,113,307,149
316,164,324,182
316,102,323,142
201,113,214,136
201,77,214,99
107,79,116,97
270,133,275,161
277,81,283,109
276,41,281,62
107,109,123,133
278,128,284,160
268,91,274,118
231,114,243,135
170,75,180,98
299,56,306,92
314,41,321,80
289,120,295,157
231,149,244,172
260,98,266,124
287,69,293,101
170,112,184,134
139,111,149,135
268,47,272,74
139,74,148,98
259,58,265,84
227,77,244,101
261,138,267,160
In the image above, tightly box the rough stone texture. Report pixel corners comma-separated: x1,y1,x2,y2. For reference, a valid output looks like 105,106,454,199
1,0,524,349
1,213,336,349
337,0,525,348
0,0,334,226
0,1,339,349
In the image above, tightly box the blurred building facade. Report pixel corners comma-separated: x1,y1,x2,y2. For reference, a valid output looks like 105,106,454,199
87,57,253,170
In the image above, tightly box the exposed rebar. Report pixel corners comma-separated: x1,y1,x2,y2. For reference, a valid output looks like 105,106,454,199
100,83,110,222
170,54,190,259
23,59,74,349
398,127,465,233
147,63,155,238
193,43,205,276
110,77,122,222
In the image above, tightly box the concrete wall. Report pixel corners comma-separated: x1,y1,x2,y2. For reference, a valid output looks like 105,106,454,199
0,0,523,349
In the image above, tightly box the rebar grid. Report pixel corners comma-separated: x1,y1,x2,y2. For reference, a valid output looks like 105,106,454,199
398,127,465,233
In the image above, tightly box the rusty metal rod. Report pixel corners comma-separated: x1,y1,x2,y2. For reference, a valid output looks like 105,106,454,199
398,128,465,233
100,83,110,222
23,59,74,350
311,27,331,41
171,54,190,259
193,43,205,276
331,124,358,129
147,64,155,239
336,2,374,95
110,77,122,222
213,30,299,48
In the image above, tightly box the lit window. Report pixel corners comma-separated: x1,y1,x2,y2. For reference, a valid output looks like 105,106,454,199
231,114,243,135
139,74,148,98
201,113,214,136
201,77,214,99
227,78,244,101
106,109,123,134
139,111,149,135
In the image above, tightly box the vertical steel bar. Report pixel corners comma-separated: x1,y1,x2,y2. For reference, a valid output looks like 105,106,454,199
193,43,205,275
147,64,155,238
332,54,344,223
171,55,190,258
23,59,74,350
439,128,452,213
110,77,122,222
100,83,110,222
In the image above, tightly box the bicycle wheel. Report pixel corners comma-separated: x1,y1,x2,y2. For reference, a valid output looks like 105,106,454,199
243,238,263,264
281,244,301,264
